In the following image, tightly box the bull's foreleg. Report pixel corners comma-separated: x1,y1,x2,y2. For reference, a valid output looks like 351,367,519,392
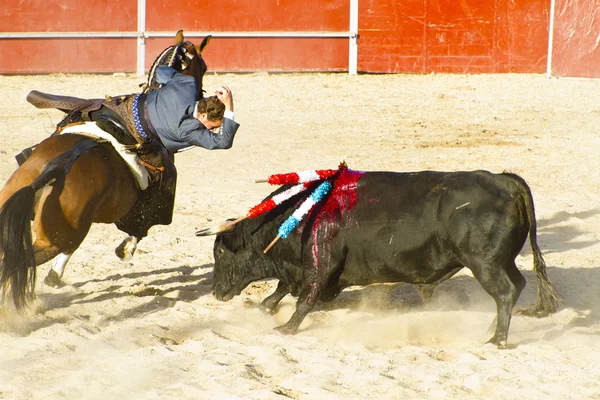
259,281,290,315
415,266,462,303
274,273,327,334
274,288,316,335
274,262,339,334
274,240,344,335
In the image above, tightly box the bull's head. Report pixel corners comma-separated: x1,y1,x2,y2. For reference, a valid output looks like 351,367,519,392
197,219,272,302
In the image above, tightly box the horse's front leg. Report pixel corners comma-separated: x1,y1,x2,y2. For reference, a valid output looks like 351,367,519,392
115,235,139,259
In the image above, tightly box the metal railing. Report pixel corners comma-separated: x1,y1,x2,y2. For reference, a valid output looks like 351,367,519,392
0,0,359,75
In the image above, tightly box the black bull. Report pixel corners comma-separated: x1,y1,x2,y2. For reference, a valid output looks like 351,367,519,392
197,169,559,347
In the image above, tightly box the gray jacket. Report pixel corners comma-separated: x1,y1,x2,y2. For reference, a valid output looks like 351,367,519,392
145,66,240,153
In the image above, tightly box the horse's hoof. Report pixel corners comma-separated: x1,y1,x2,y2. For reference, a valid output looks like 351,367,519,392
44,270,64,288
115,236,137,260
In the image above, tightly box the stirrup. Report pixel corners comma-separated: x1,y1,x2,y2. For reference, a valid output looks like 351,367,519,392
15,145,36,166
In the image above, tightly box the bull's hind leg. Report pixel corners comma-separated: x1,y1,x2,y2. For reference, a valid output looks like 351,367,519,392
470,259,526,348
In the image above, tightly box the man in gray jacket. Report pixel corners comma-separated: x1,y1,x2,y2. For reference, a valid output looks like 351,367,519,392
145,65,240,154
114,65,240,245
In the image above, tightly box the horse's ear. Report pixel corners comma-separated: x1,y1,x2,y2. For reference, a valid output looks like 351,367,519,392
197,35,212,54
175,30,184,44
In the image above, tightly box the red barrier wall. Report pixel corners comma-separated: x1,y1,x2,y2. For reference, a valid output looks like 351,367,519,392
145,0,350,71
0,0,137,73
358,0,549,73
550,0,600,78
0,0,561,74
0,39,136,74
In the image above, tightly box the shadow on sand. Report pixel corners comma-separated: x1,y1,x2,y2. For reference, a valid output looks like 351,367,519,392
8,207,600,336
533,209,600,254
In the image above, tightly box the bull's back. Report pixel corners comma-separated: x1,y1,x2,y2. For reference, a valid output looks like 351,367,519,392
331,170,529,285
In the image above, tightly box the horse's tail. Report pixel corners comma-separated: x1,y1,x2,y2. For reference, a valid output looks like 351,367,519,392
504,172,560,315
0,184,38,309
0,139,99,309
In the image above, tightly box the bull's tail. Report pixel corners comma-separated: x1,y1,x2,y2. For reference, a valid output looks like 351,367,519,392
0,139,99,309
505,172,560,316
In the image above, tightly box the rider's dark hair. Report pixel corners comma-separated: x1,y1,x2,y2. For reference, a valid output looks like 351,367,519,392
197,96,225,121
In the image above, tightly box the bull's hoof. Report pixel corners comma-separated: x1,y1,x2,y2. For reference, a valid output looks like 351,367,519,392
486,335,507,349
258,303,277,315
44,270,64,288
515,307,550,318
274,324,298,335
414,284,436,303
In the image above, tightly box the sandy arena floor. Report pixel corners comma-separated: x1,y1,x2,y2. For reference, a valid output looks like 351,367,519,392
1,71,600,399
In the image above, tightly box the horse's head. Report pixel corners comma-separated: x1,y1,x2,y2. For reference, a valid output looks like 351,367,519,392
144,30,212,101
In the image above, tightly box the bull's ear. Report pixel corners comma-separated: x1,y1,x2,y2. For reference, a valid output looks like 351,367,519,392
196,218,236,236
197,35,211,54
175,30,184,44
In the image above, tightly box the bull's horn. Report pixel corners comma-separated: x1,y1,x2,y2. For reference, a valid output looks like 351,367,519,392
195,227,216,236
195,218,240,236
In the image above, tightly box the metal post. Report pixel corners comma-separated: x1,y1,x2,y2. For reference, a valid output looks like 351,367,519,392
136,0,147,76
546,0,556,78
349,0,359,75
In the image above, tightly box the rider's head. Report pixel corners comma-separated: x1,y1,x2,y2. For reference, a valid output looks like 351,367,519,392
196,96,225,130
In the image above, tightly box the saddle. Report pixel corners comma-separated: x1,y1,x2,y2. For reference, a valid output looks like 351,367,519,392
26,90,105,113
23,90,167,184
27,90,156,147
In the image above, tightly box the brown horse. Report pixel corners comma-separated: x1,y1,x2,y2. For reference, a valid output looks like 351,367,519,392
0,31,211,309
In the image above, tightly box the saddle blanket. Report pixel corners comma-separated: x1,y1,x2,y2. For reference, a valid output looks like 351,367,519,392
61,122,150,190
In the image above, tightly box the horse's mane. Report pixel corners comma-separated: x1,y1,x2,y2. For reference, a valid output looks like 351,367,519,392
142,43,185,93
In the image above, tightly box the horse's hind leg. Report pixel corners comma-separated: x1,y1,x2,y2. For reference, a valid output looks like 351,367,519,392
33,189,90,287
29,236,67,287
43,252,73,288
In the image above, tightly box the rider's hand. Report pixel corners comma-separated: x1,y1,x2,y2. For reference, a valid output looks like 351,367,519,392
215,86,234,112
